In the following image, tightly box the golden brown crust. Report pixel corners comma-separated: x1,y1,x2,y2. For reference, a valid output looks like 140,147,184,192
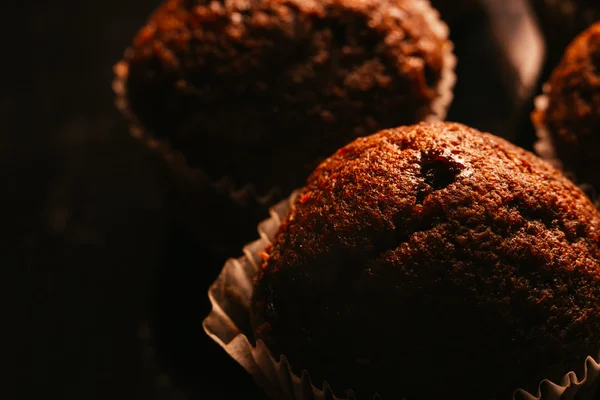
532,21,600,189
251,122,600,399
124,0,452,193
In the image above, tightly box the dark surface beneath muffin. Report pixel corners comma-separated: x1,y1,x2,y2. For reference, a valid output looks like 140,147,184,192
150,223,266,399
251,122,600,399
532,22,600,191
124,0,453,194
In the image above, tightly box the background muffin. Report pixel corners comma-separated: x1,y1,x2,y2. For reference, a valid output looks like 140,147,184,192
532,21,600,191
118,0,455,195
251,122,600,399
114,0,455,255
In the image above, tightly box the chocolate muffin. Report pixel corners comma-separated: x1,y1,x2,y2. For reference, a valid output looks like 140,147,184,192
250,122,600,399
119,0,455,194
531,22,600,191
529,0,599,70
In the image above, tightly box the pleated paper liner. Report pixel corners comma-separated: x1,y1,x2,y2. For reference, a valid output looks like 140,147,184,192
532,93,600,210
203,192,600,400
414,0,458,123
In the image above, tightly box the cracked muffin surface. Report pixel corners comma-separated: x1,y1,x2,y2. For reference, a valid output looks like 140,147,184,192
250,122,600,400
123,0,453,193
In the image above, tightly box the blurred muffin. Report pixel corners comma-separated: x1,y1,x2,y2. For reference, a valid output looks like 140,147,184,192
532,21,600,191
114,0,456,252
251,122,600,399
120,0,455,193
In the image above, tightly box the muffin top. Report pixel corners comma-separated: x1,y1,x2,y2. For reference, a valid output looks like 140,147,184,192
251,122,600,399
124,0,453,193
532,21,600,189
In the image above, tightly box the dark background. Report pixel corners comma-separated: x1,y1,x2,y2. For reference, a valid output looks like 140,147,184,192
4,1,269,398
3,1,540,399
4,0,167,398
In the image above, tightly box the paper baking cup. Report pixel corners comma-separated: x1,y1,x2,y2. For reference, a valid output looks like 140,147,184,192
112,60,282,253
532,93,600,209
202,192,600,400
414,0,457,123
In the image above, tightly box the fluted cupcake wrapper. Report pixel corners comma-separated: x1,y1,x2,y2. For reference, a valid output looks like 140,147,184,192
415,0,457,123
112,61,282,254
532,93,600,209
512,357,600,400
203,191,600,400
